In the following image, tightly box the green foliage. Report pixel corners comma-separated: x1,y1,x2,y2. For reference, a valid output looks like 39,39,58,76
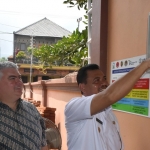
32,28,88,67
16,51,26,59
63,0,87,10
63,0,88,30
0,57,7,62
25,1,89,70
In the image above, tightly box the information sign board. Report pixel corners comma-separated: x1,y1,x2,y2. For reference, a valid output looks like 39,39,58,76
111,55,150,117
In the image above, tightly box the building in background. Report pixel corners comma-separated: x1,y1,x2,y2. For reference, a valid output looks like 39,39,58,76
10,18,78,83
13,17,71,62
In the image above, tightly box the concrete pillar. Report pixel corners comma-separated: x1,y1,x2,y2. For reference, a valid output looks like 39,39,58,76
91,0,108,75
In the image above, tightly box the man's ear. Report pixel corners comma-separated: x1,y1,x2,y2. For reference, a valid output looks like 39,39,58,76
79,83,85,93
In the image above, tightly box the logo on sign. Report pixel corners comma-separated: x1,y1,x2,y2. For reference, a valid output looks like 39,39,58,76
128,60,137,65
139,58,146,64
112,63,115,69
116,62,119,68
124,60,128,66
121,61,123,67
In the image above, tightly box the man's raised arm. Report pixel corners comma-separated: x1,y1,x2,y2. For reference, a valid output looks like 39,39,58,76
91,59,149,115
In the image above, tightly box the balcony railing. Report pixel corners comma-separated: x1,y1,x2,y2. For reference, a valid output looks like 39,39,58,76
16,58,74,66
16,58,39,64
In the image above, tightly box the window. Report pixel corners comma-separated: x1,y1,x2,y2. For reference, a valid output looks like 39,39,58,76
24,68,34,73
20,43,26,51
47,70,56,74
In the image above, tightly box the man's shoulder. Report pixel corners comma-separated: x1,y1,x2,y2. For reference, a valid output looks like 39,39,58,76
65,97,82,112
66,95,95,106
66,97,82,105
20,99,32,105
65,95,95,112
20,99,36,109
70,96,82,102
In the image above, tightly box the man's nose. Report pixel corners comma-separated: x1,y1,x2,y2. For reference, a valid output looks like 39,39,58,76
100,81,109,89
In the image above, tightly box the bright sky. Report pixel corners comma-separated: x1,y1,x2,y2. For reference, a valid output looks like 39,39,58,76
0,0,86,58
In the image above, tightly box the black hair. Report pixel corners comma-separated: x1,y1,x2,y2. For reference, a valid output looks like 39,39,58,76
76,64,100,85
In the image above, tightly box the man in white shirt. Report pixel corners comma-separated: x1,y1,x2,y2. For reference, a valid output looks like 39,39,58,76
65,60,150,150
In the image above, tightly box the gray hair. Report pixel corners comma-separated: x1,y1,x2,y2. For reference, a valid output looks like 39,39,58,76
0,61,18,79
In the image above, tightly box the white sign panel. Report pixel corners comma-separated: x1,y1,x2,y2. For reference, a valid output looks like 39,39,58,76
111,55,150,117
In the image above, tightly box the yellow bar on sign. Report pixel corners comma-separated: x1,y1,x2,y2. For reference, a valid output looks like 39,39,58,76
130,89,149,100
125,91,132,98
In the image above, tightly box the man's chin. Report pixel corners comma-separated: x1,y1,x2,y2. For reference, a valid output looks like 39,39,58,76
15,91,23,96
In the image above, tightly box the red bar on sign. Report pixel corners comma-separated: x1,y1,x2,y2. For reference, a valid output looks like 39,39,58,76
133,78,149,89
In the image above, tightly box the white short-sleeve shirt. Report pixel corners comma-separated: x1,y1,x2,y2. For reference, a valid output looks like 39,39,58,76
65,95,124,150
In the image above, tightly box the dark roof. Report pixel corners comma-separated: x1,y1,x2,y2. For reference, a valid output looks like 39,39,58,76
14,17,72,37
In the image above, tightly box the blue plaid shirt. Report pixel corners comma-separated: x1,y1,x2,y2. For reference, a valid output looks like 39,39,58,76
0,99,47,150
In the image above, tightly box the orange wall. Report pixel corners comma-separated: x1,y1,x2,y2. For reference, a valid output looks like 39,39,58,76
46,90,81,150
24,78,81,150
107,0,148,64
32,82,43,101
107,0,150,149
